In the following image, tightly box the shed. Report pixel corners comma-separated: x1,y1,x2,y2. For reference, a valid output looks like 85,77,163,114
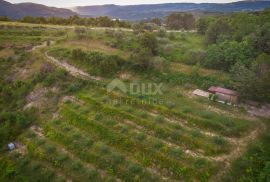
208,86,239,104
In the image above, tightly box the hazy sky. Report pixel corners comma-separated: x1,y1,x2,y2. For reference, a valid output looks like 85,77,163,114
7,0,239,7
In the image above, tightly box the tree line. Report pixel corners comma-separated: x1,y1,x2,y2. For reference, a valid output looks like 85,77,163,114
197,9,270,102
14,15,131,28
0,12,197,30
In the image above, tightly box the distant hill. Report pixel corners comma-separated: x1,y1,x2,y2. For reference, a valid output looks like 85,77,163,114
1,0,270,21
72,1,270,20
0,0,77,19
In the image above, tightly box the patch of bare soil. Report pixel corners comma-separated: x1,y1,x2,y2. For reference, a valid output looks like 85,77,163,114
242,103,270,118
30,125,44,138
31,41,55,51
207,105,257,121
11,142,27,155
24,87,59,110
24,87,49,110
118,72,135,81
61,96,85,106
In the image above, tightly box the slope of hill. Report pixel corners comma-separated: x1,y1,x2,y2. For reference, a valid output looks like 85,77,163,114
1,0,270,20
0,0,77,19
72,1,270,20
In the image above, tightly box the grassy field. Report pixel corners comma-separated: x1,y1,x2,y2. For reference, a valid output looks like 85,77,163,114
0,22,267,182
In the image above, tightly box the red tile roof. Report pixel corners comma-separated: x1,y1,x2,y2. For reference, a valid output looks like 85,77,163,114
208,86,239,96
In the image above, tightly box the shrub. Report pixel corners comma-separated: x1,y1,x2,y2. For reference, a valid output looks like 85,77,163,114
152,140,164,150
105,120,117,126
55,154,68,163
166,101,176,110
95,113,103,121
74,27,86,39
67,84,79,93
150,56,170,72
44,144,56,153
135,132,146,141
127,163,142,174
120,125,128,133
140,112,148,118
71,161,82,171
155,115,165,123
139,32,158,55
157,28,166,37
96,143,110,154
82,138,94,147
212,136,226,146
169,147,183,159
87,170,99,179
111,153,124,165
168,32,176,40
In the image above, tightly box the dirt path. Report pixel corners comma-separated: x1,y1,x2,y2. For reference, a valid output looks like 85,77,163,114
210,121,266,181
45,52,102,81
31,41,102,81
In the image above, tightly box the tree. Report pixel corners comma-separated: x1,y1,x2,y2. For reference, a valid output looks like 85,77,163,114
231,53,270,102
196,17,214,35
230,13,258,41
97,16,114,27
204,40,253,71
132,48,153,71
151,18,162,26
0,16,9,21
253,23,270,54
139,32,158,55
206,18,232,44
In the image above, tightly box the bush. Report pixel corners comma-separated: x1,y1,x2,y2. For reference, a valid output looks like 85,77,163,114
0,110,36,147
74,27,86,39
168,32,176,40
132,48,153,71
166,101,176,110
95,113,103,121
135,132,146,141
139,32,158,55
155,115,165,123
212,136,226,146
150,56,170,72
157,28,166,37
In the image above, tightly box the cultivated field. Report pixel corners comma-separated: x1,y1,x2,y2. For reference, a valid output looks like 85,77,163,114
0,21,267,182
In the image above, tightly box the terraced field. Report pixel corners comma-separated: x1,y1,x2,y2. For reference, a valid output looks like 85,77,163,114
10,81,261,181
0,22,266,182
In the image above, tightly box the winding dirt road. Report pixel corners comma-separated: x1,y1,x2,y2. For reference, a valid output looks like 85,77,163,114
45,51,102,81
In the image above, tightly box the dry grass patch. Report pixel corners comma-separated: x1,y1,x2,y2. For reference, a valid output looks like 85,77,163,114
61,40,130,59
171,62,229,79
0,48,14,58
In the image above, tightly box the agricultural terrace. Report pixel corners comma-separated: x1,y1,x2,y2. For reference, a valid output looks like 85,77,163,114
0,21,267,182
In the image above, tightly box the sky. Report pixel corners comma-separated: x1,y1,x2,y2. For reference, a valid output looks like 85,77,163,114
6,0,240,7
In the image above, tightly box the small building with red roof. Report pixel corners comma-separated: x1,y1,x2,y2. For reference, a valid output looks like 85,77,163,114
208,86,239,104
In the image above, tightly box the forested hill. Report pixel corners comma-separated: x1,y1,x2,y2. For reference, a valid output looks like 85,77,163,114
72,1,270,20
1,0,270,20
0,0,77,19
